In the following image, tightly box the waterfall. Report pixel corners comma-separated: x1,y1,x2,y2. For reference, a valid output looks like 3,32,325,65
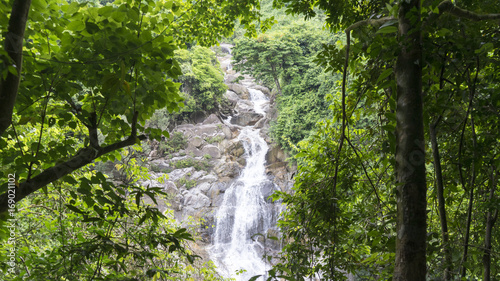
210,87,276,281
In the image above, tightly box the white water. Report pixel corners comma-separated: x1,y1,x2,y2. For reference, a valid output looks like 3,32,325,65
210,88,275,281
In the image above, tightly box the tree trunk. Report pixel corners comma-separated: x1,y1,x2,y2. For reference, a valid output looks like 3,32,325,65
483,166,498,281
393,0,427,280
430,120,452,280
461,110,477,278
0,0,31,137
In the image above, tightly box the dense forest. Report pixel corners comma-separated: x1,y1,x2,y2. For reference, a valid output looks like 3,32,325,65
1,0,500,280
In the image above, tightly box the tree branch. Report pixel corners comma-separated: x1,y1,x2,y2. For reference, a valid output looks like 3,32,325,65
0,111,146,213
424,1,500,28
345,16,396,32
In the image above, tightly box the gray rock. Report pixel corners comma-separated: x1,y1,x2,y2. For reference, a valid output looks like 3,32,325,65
198,173,218,184
190,170,208,181
222,125,232,139
215,161,241,178
201,145,221,159
203,113,221,125
250,85,271,96
190,136,203,148
193,124,218,136
225,90,239,102
190,111,207,124
197,182,212,193
184,191,211,209
227,84,249,99
265,145,287,164
231,112,263,126
168,167,195,182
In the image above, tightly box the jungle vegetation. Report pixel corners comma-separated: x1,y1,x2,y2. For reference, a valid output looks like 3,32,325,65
1,0,500,280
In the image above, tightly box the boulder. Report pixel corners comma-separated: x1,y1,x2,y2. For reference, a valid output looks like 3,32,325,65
215,162,241,178
250,85,271,96
225,90,239,102
190,111,207,124
227,84,249,99
231,112,263,126
224,74,239,84
265,145,287,164
225,140,245,157
183,191,211,209
222,125,232,139
193,124,218,136
189,170,208,181
198,173,218,184
168,167,195,182
202,145,221,159
196,182,212,193
203,113,221,125
190,136,203,148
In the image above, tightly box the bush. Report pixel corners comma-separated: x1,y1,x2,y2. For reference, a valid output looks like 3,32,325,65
172,158,211,171
157,132,188,156
177,176,197,189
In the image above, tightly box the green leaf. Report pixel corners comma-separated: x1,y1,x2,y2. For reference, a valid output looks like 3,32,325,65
376,26,397,34
67,20,85,32
7,65,18,76
66,204,85,214
85,21,100,34
376,68,393,84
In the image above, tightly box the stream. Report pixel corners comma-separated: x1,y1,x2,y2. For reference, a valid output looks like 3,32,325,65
209,86,276,280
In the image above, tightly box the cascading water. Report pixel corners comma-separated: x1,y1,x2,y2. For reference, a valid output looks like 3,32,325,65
210,88,277,281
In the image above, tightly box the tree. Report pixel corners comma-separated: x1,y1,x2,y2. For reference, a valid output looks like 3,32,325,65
0,0,270,212
269,0,500,279
231,21,339,152
232,30,304,96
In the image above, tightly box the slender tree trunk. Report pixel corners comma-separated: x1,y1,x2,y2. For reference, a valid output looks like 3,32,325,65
483,166,498,281
0,0,32,137
430,120,452,280
393,0,427,280
461,106,477,278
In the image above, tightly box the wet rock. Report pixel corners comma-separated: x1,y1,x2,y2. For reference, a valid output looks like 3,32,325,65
225,140,245,157
250,85,271,96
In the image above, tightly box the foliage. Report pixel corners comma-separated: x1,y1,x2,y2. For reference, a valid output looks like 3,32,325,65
177,176,197,190
232,21,342,153
205,134,225,144
266,0,500,280
0,149,206,280
0,0,270,278
172,158,211,171
175,46,227,115
158,132,188,156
